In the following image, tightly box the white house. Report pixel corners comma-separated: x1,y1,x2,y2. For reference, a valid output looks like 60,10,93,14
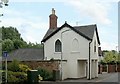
41,8,100,80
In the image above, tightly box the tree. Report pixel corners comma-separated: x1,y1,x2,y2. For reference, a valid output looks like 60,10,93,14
13,39,27,49
8,59,20,72
2,39,14,52
0,42,2,57
1,26,27,52
2,26,43,52
2,26,21,40
27,42,43,48
103,51,118,64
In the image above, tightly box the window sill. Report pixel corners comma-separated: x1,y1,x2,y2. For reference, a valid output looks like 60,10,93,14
54,52,61,54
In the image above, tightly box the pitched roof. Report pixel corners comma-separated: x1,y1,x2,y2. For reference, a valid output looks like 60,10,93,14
41,22,100,44
3,48,44,61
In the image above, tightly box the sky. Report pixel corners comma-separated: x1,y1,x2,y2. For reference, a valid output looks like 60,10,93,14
0,0,119,51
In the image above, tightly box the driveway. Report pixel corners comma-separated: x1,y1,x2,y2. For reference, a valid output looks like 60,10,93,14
40,72,119,84
63,72,119,82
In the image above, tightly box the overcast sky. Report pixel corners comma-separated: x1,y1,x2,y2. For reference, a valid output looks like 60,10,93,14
0,0,118,50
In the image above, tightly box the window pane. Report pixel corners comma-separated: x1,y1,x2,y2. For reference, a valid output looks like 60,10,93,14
55,40,61,52
94,41,96,52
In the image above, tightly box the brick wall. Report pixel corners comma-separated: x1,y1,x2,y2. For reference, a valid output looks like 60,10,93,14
98,65,102,74
102,65,107,72
22,60,60,72
99,64,120,73
108,65,116,73
117,64,120,72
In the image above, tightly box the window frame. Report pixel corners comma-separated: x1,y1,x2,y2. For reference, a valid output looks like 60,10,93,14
55,39,62,52
94,41,96,52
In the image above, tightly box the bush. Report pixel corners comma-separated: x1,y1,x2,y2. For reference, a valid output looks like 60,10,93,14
7,71,27,83
19,64,31,73
100,60,106,65
117,61,120,64
107,61,116,65
37,68,53,81
8,59,20,72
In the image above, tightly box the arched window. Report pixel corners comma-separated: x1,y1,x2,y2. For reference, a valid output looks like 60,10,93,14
55,39,61,52
72,38,79,52
94,41,96,52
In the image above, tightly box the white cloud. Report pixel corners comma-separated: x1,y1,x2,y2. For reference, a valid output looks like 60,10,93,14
0,8,48,43
1,17,48,43
1,1,118,51
101,42,117,50
6,0,117,25
18,22,48,43
64,0,113,25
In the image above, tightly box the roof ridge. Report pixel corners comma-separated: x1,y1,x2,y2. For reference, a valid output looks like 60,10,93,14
41,23,100,43
73,24,96,28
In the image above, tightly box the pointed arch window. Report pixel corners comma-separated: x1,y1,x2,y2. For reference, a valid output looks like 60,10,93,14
94,41,96,52
55,39,61,52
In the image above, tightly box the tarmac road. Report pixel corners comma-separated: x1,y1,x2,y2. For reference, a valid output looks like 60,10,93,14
63,72,119,82
40,72,119,84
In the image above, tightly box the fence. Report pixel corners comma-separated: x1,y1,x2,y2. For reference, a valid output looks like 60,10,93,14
98,64,120,73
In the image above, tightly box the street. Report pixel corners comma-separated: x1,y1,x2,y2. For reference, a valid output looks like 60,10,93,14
95,72,118,82
63,72,119,82
40,72,119,84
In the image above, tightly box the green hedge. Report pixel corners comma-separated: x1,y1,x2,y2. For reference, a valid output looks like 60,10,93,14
7,59,31,73
7,71,27,83
37,68,53,81
7,59,20,72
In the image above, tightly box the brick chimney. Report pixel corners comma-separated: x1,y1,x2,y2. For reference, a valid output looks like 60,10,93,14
49,8,58,29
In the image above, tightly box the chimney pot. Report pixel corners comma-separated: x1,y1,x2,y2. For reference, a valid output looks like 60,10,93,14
52,8,55,14
49,8,58,29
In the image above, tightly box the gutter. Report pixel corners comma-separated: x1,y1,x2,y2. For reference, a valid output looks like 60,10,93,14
88,41,92,80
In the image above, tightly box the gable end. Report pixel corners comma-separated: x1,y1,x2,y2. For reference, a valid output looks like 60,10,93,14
41,22,92,42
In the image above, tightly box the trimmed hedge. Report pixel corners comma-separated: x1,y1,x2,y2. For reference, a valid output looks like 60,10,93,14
19,64,31,73
7,71,27,83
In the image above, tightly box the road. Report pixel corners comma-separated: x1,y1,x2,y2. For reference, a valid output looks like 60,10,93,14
96,72,118,82
39,72,119,84
63,72,119,82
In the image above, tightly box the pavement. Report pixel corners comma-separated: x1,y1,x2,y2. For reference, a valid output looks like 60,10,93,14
40,72,119,84
63,72,119,82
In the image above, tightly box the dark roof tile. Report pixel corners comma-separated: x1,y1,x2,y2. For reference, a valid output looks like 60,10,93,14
42,23,100,44
3,48,44,61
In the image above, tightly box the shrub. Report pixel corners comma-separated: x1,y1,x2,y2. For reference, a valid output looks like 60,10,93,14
107,61,116,65
7,71,27,83
37,68,53,81
100,60,106,65
8,59,20,72
117,61,120,64
19,64,31,73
